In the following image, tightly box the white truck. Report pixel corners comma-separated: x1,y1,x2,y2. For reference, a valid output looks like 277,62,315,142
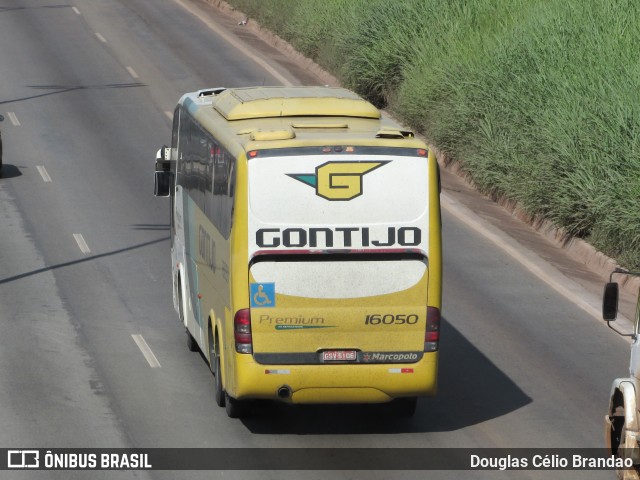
604,268,640,479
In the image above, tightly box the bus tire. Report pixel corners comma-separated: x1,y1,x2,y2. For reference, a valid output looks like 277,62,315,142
210,330,225,407
393,397,417,417
225,393,249,419
186,329,198,352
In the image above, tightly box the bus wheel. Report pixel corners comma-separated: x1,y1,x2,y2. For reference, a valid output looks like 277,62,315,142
210,333,225,407
225,393,249,419
393,397,417,417
186,329,198,352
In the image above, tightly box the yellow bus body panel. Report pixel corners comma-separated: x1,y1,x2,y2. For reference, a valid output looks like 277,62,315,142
231,352,438,402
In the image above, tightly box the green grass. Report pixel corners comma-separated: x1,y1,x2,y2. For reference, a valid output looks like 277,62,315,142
227,0,640,268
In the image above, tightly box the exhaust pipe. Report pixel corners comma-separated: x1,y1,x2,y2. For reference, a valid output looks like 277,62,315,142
277,385,292,399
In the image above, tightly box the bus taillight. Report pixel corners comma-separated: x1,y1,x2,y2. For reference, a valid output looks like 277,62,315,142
234,309,253,354
424,306,440,352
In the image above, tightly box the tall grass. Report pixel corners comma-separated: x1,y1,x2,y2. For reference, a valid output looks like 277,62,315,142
227,0,640,268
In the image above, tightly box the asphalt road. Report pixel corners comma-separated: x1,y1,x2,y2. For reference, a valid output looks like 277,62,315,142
0,1,632,479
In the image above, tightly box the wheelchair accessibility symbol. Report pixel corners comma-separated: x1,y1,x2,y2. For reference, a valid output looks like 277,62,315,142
250,283,275,308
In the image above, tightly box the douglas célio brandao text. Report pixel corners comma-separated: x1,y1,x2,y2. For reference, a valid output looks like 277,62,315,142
470,454,632,470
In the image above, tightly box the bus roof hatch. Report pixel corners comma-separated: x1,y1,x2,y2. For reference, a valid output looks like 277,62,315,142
212,86,381,121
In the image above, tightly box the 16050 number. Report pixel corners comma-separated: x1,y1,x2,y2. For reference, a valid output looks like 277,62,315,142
365,314,419,325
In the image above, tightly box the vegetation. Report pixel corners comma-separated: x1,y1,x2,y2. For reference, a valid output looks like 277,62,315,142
227,0,640,268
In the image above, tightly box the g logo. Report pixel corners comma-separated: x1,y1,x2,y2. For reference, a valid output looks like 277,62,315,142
288,161,389,201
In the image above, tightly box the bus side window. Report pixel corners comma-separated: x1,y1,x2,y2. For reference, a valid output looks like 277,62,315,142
178,108,190,179
213,144,227,196
226,155,235,235
228,157,235,198
171,106,180,158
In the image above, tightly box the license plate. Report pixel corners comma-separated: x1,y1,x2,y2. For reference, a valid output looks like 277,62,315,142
321,350,357,362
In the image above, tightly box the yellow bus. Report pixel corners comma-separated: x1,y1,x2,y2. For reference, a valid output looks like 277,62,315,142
154,86,442,417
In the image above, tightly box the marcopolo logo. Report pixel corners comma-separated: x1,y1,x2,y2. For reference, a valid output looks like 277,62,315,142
287,161,389,201
8,450,39,468
361,352,421,363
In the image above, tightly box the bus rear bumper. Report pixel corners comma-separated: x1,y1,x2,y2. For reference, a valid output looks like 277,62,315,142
231,353,438,404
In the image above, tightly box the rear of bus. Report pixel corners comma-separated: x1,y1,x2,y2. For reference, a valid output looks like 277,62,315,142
233,144,442,408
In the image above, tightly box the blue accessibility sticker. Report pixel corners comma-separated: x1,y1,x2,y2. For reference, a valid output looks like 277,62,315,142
250,283,275,308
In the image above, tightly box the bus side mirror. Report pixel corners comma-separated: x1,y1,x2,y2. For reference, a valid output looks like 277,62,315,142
154,145,172,197
154,171,172,197
603,282,619,321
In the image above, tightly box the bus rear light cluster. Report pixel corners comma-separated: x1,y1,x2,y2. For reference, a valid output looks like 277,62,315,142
234,309,253,354
424,306,440,352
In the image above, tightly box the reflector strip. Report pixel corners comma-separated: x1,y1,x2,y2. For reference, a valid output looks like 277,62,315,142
265,369,291,375
388,368,414,374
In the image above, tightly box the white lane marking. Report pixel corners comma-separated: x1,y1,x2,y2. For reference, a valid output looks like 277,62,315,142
7,112,20,126
72,6,81,15
132,334,161,368
72,233,91,255
172,0,293,87
164,111,173,120
36,166,52,183
126,66,139,79
95,32,107,43
441,193,613,322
